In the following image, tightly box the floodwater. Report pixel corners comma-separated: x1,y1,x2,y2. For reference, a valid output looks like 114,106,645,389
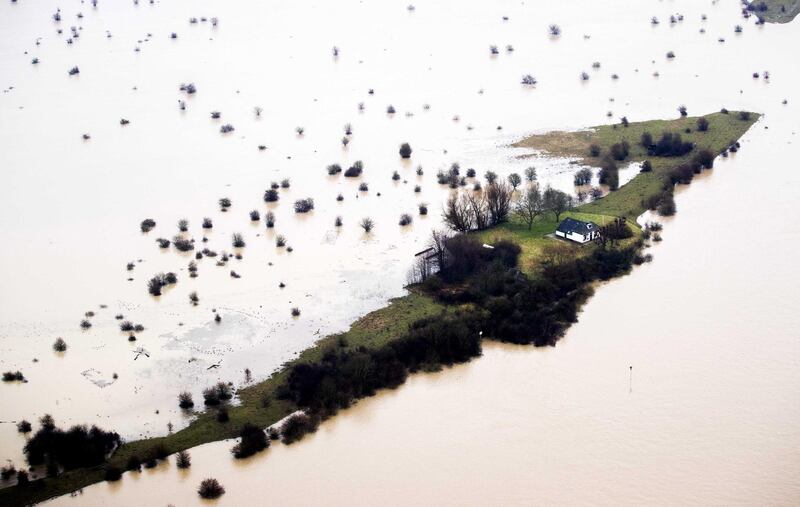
2,0,799,504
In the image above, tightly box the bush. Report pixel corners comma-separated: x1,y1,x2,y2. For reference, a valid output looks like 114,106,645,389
126,455,142,471
17,420,32,433
177,219,189,232
291,307,301,317
647,132,693,157
232,233,246,248
335,216,343,227
484,171,498,184
521,74,537,85
344,161,364,177
53,337,67,352
399,143,412,158
24,420,121,471
104,466,122,482
392,170,401,181
249,210,260,221
418,203,428,215
265,211,275,228
3,371,24,381
80,319,92,329
202,387,220,406
738,111,751,121
693,149,715,169
327,164,342,175
216,407,229,423
399,213,413,226
281,179,291,189
669,164,695,184
697,117,709,131
202,217,213,229
178,391,194,409
657,193,676,216
640,160,652,173
589,144,601,157
176,450,191,469
219,198,232,210
678,105,688,117
294,198,315,213
1,465,16,481
360,217,375,232
609,141,630,161
281,413,320,444
140,219,156,233
156,238,170,249
359,182,369,192
198,478,225,499
232,423,269,459
263,189,279,202
276,235,286,247
173,237,194,252
573,168,592,186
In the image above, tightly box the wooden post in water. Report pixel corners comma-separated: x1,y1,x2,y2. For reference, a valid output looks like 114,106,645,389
629,365,633,393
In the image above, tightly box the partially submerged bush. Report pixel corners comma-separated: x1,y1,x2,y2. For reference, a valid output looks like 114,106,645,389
264,189,279,202
24,419,121,471
360,217,375,233
399,143,412,158
198,478,225,499
140,218,156,233
156,238,171,249
17,420,32,433
293,198,315,213
202,388,220,406
399,213,413,226
249,210,260,221
219,197,232,210
280,413,320,444
176,450,191,469
232,233,246,248
276,235,286,247
327,164,342,175
231,423,269,459
418,203,428,215
202,217,213,229
173,237,194,252
178,391,194,409
291,307,301,317
53,337,67,352
104,466,122,482
265,211,275,228
344,161,364,177
3,371,25,382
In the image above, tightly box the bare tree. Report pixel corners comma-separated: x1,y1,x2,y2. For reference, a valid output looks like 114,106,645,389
507,172,522,190
464,192,489,230
485,182,513,225
513,184,544,229
360,217,375,233
442,193,473,232
543,187,574,222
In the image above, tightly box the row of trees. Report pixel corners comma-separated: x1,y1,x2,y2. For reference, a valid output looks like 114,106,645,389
442,182,574,232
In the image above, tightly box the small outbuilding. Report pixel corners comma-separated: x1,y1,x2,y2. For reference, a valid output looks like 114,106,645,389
555,217,599,244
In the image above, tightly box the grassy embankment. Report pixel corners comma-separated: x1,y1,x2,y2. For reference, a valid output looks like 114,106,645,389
753,0,800,23
0,111,758,506
483,112,759,270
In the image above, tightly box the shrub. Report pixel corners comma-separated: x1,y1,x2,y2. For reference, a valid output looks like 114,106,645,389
216,407,229,422
276,235,286,247
219,197,232,210
216,382,232,401
104,466,122,482
387,105,396,114
23,420,121,470
15,470,28,486
17,420,32,433
53,337,67,352
669,164,695,184
416,166,424,175
344,161,364,177
294,198,315,213
418,203,428,215
264,189,279,202
392,170,401,181
125,455,142,471
678,105,688,117
265,211,275,227
738,111,751,121
80,319,92,329
140,219,157,233
335,216,343,227
336,193,344,201
232,233,246,248
484,171,498,184
620,116,629,127
281,413,320,444
176,450,191,469
327,164,342,175
291,307,301,317
580,71,590,81
156,238,170,249
359,182,369,192
399,213,413,226
507,173,521,189
573,168,592,186
178,391,194,409
1,465,16,481
399,143,412,158
609,141,630,161
198,478,225,499
281,179,291,188
173,237,194,252
549,24,561,36
589,144,601,157
232,423,269,459
202,217,213,229
657,193,676,216
693,149,715,169
177,219,189,232
249,210,260,221
521,74,537,85
219,123,233,133
202,388,220,406
360,217,375,233
414,185,421,192
3,370,23,381
697,117,709,131
647,132,693,157
640,160,652,173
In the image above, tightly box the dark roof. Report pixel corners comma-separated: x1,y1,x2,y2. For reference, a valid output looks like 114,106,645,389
557,218,597,235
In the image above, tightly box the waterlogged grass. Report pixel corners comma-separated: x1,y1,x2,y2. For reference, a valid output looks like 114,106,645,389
0,292,445,507
514,112,760,218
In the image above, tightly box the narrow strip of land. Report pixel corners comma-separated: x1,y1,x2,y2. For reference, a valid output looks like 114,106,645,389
0,111,759,507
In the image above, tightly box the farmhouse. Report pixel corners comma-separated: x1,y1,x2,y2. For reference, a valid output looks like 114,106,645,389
555,218,599,244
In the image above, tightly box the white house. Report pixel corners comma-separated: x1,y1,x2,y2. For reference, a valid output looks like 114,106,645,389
555,218,599,244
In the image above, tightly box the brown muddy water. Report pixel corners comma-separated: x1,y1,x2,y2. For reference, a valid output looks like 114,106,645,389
1,0,799,504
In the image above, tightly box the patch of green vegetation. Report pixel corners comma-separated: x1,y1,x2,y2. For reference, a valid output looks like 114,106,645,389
752,0,800,23
0,292,444,507
515,112,760,218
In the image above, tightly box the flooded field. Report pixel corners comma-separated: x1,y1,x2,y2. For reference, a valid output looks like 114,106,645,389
2,0,799,504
